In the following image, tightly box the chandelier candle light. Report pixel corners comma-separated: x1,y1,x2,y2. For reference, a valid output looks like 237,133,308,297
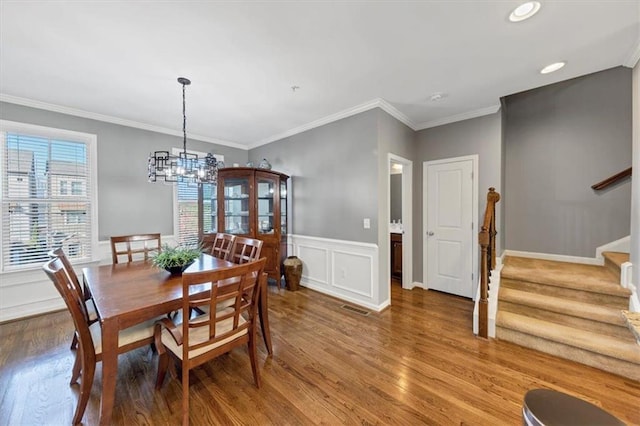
148,77,221,184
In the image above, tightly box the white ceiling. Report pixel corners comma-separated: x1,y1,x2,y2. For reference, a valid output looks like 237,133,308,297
1,1,639,149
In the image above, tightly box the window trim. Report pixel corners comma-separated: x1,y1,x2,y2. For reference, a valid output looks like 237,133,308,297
171,148,223,247
0,120,99,272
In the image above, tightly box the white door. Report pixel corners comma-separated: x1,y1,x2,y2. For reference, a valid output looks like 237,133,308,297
425,158,474,298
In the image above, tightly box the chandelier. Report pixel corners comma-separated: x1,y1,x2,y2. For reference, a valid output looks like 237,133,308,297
148,77,221,184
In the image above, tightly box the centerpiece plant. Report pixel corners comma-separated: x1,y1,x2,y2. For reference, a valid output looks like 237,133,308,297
152,244,201,274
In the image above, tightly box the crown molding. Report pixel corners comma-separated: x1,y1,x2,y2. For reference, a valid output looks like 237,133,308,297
415,103,501,130
0,94,248,150
249,98,416,149
623,39,640,68
375,98,416,130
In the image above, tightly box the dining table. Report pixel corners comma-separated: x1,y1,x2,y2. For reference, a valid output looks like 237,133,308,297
82,253,272,426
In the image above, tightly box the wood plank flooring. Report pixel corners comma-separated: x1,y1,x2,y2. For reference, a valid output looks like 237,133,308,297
1,284,639,425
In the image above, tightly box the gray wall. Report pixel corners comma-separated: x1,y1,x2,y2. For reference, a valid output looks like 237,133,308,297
376,109,415,300
504,67,632,257
414,112,503,282
0,102,247,240
390,174,402,222
249,109,379,243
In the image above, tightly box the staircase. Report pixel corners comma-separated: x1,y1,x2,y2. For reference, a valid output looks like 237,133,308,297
496,253,640,381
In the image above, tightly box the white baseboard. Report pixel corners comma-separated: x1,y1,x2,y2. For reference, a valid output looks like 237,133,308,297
502,249,603,266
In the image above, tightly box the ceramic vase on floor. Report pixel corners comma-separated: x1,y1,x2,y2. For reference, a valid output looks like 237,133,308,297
283,256,302,291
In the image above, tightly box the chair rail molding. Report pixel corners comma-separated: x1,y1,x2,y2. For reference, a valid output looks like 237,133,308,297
289,234,383,311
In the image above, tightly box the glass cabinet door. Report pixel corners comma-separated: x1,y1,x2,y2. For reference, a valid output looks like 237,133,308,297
257,176,276,235
223,176,250,235
280,180,287,235
201,183,217,234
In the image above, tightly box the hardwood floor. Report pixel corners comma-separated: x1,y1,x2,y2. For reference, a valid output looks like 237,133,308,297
1,284,639,425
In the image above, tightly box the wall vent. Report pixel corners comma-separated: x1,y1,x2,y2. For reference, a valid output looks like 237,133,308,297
340,304,370,316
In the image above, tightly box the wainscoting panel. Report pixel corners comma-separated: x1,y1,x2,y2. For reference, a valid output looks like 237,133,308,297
290,234,380,310
297,245,330,288
332,250,373,298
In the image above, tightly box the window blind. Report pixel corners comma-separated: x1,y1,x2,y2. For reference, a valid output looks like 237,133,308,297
2,129,94,270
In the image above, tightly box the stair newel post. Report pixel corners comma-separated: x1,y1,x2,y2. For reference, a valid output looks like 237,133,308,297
488,188,500,271
479,225,490,338
478,187,500,339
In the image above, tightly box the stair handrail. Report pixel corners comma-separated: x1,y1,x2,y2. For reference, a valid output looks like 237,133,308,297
591,167,632,190
478,187,500,339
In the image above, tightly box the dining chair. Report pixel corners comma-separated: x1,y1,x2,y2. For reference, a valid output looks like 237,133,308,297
110,233,161,264
43,258,158,425
229,236,263,264
48,248,99,350
154,258,267,426
210,233,236,260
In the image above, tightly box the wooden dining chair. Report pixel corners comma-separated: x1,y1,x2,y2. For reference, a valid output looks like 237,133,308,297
229,236,263,264
48,248,99,350
210,233,236,260
228,237,272,354
110,233,161,264
154,258,267,426
43,258,158,425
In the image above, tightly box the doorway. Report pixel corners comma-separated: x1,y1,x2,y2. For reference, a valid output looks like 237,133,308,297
388,154,413,294
423,155,478,298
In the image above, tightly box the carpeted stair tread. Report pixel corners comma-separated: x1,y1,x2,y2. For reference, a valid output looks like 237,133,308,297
502,257,630,297
497,311,640,364
499,287,626,326
602,251,630,268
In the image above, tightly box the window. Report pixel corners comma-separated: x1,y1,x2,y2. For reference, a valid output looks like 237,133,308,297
1,120,98,271
71,181,83,195
172,148,222,247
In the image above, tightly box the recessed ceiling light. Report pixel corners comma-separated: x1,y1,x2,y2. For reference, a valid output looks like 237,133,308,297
429,92,448,102
540,62,566,74
509,1,541,22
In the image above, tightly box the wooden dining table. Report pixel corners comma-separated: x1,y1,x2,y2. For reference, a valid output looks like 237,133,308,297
82,253,272,426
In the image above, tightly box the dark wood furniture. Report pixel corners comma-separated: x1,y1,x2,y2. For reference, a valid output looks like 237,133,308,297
210,233,236,260
82,254,237,425
110,233,162,264
44,258,156,425
199,167,289,282
390,233,402,280
48,248,99,349
155,258,267,426
230,236,263,265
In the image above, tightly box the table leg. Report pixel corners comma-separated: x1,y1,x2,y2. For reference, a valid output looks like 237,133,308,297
99,318,119,426
258,273,273,355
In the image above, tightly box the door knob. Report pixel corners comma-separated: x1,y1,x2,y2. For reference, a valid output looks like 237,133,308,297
427,231,434,236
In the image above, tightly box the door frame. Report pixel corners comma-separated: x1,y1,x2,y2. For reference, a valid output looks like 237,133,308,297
387,153,413,291
423,155,479,299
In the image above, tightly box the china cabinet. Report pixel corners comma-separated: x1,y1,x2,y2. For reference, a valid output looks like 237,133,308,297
199,167,289,282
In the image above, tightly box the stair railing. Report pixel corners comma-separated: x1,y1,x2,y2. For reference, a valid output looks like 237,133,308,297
591,167,632,190
478,187,500,339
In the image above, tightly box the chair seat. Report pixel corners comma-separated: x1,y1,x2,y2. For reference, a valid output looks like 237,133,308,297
89,318,157,355
161,311,247,360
